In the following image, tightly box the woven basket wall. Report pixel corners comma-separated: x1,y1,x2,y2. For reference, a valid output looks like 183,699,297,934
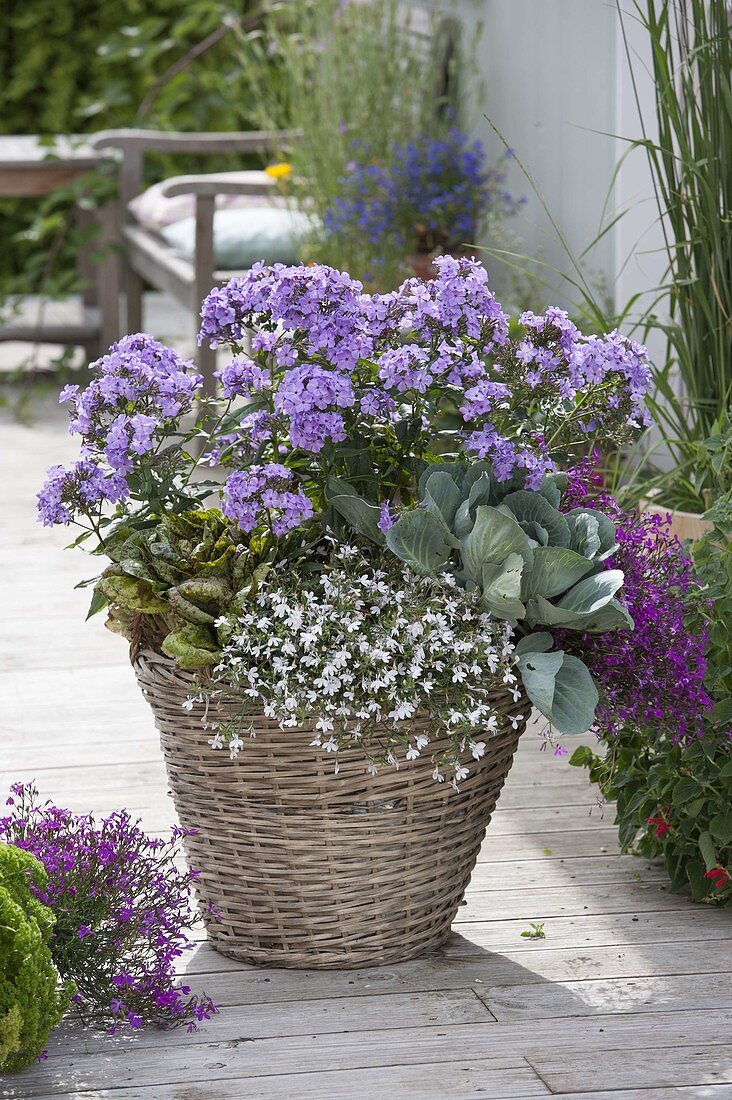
134,647,528,969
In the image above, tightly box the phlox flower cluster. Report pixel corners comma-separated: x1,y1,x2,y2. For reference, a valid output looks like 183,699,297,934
37,334,203,528
36,458,128,528
0,784,216,1034
465,309,651,487
199,262,375,367
562,471,711,743
324,131,523,258
207,546,523,785
199,257,650,498
37,258,651,551
222,463,314,537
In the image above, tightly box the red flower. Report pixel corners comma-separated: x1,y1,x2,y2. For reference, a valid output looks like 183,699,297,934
704,866,730,890
646,814,670,839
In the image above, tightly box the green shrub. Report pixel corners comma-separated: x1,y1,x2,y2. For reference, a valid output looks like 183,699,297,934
0,843,74,1071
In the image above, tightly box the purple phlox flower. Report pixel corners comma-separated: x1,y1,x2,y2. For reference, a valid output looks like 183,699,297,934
222,464,314,536
359,387,396,421
275,364,355,416
37,459,128,527
199,263,379,369
465,425,556,489
460,378,511,421
215,357,271,399
378,502,396,534
401,256,509,351
377,345,433,394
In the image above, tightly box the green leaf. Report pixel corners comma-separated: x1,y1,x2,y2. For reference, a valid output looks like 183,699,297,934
569,745,595,768
461,506,534,584
618,818,639,850
565,507,618,559
517,650,564,715
537,475,563,509
576,599,635,633
97,574,168,616
467,472,496,511
673,776,703,805
555,570,625,616
454,499,474,538
480,553,526,622
462,461,495,497
710,812,732,845
698,830,717,871
521,545,596,600
500,490,571,548
386,509,454,576
713,698,732,724
514,631,554,655
525,594,633,633
86,587,108,620
326,477,385,544
423,471,463,528
548,655,600,736
565,512,601,559
418,461,464,497
161,624,219,670
517,650,599,735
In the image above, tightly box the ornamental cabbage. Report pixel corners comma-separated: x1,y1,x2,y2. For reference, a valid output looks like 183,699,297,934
328,461,633,735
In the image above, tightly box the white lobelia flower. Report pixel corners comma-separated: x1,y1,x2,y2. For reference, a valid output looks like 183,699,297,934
205,547,517,785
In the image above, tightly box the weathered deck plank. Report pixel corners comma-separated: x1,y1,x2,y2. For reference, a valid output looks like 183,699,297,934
2,397,731,1098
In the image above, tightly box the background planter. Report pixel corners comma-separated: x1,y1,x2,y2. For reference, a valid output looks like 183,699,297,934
642,490,713,542
134,647,528,969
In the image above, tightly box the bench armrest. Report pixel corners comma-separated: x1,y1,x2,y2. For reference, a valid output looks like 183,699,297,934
160,171,277,199
89,128,296,157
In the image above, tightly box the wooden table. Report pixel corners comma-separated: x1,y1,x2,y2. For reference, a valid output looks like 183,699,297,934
0,135,121,357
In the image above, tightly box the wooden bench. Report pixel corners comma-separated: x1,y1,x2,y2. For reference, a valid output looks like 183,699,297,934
0,135,121,360
91,6,458,392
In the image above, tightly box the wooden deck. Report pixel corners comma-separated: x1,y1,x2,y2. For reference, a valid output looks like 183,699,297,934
2,394,731,1099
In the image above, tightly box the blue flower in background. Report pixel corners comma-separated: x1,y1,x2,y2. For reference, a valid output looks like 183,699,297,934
324,129,524,264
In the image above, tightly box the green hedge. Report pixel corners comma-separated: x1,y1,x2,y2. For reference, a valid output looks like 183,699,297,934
0,0,260,289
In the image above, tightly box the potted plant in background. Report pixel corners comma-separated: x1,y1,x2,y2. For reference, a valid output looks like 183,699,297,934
323,130,523,284
39,255,681,968
236,0,491,289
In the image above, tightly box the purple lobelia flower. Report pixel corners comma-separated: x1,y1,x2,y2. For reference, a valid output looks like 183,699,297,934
561,465,712,743
323,130,523,265
0,784,217,1034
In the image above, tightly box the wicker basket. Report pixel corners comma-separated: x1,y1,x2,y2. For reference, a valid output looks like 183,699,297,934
134,647,528,969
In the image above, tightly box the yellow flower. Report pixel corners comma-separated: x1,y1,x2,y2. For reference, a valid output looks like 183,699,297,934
265,162,293,181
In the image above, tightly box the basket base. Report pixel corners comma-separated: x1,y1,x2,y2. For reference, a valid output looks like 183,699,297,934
134,648,527,970
205,925,453,970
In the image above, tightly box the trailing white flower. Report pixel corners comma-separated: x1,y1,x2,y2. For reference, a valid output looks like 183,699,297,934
206,547,519,779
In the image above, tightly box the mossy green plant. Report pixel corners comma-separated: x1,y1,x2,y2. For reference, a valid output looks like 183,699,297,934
0,843,74,1072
